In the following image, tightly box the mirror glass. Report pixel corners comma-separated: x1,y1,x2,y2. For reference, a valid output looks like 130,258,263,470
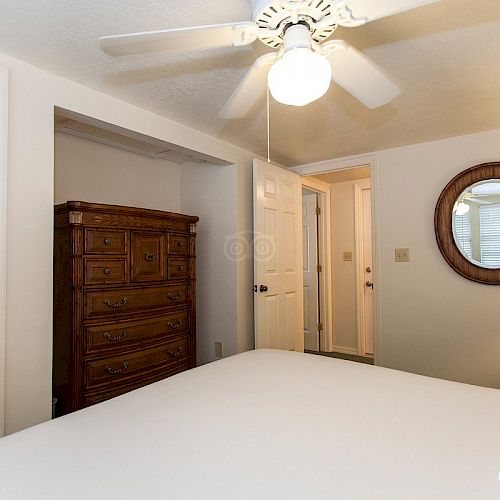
452,179,500,269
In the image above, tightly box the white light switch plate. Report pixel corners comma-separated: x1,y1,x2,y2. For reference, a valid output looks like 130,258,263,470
395,248,410,262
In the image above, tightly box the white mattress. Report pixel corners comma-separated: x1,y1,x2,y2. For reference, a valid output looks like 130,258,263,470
0,349,499,499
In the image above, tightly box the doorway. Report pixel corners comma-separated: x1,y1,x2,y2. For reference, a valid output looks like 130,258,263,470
303,165,374,364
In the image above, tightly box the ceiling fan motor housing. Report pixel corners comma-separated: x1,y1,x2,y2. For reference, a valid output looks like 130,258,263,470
251,0,339,48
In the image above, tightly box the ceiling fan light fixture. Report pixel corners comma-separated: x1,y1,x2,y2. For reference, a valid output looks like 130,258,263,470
268,47,332,107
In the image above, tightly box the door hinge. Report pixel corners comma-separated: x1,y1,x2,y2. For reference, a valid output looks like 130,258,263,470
316,207,321,215
318,323,324,331
316,264,322,273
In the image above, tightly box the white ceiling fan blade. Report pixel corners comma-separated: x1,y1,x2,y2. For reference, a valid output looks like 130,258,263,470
344,0,440,24
100,22,258,56
323,41,400,109
219,53,276,119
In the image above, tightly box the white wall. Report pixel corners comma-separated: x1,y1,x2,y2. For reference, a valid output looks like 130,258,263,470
297,129,500,389
330,179,370,353
377,129,500,388
180,163,238,364
0,52,256,434
54,133,181,211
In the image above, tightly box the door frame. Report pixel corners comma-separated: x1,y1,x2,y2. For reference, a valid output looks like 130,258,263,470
301,176,333,352
290,153,382,365
0,66,8,436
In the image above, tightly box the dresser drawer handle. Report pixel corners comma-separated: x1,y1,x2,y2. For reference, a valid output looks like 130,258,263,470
167,320,183,330
103,268,111,275
145,252,155,262
177,242,185,248
168,348,182,358
103,330,128,342
103,297,128,308
103,238,111,246
167,291,181,301
176,266,186,272
105,362,129,375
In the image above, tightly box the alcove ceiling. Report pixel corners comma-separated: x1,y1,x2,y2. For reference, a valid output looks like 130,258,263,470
2,0,500,166
54,109,230,166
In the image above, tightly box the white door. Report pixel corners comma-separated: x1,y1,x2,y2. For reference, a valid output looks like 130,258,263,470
302,192,319,351
362,187,374,355
254,159,304,352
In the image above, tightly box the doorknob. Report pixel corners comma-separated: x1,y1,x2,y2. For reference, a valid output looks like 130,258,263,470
259,285,268,293
366,267,372,273
365,281,374,289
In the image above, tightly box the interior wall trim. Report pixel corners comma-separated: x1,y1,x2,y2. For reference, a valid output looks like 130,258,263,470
0,66,8,437
291,152,383,367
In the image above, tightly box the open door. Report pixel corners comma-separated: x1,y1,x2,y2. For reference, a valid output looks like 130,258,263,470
302,191,320,351
253,159,303,352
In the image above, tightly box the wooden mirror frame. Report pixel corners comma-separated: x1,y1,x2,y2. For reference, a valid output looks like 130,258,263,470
435,162,500,285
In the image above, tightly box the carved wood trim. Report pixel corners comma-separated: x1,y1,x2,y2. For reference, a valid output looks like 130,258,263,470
435,162,500,285
68,211,83,224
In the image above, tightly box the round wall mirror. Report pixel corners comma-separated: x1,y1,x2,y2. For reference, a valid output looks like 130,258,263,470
435,162,500,284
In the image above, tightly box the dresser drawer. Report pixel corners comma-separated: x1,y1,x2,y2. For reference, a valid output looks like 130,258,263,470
84,284,188,319
168,234,189,255
168,258,189,280
85,229,127,255
83,362,190,406
84,337,189,389
85,311,189,352
84,258,127,286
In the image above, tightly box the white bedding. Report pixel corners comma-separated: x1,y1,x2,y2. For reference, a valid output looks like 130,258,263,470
0,349,499,499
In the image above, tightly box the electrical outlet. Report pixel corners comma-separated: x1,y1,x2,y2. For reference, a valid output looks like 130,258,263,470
343,252,353,262
395,248,410,262
215,341,223,358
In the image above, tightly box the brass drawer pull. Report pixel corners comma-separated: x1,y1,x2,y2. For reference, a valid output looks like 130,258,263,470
168,291,181,301
103,330,128,342
177,266,186,272
103,238,111,246
103,268,111,275
103,297,128,308
145,252,155,262
168,348,182,358
105,362,129,375
167,320,183,330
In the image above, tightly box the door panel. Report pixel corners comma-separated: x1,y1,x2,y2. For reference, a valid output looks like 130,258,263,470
254,159,303,352
302,193,319,351
362,188,374,355
131,233,166,282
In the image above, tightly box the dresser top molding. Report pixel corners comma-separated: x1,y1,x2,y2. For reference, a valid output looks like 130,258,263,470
55,201,199,232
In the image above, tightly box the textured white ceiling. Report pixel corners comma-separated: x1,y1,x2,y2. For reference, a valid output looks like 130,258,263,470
1,0,500,166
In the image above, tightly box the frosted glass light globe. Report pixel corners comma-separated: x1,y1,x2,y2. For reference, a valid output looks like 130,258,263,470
268,48,332,107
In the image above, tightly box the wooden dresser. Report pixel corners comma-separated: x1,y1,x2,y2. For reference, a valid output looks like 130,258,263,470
53,202,198,416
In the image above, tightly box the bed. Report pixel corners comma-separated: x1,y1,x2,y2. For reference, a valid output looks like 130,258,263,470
0,349,499,499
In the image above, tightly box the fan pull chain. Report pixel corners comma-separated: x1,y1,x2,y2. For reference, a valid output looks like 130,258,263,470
267,85,271,163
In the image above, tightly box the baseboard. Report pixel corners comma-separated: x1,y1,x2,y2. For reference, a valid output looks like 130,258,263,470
332,346,359,355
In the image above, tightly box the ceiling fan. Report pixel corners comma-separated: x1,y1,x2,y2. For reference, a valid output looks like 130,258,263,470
99,0,439,119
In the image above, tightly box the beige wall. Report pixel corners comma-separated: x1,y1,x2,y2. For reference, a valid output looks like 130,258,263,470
377,129,500,388
180,164,238,364
54,133,181,211
0,52,256,434
330,178,370,353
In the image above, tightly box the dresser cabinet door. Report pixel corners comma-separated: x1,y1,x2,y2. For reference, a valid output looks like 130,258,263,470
131,233,166,282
